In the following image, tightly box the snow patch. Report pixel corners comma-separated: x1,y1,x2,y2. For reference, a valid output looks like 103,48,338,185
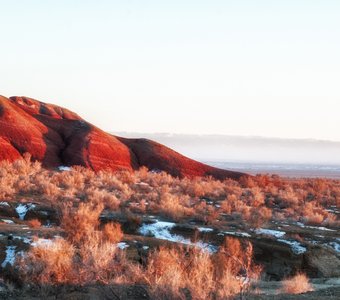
117,242,129,250
12,235,32,244
58,166,71,171
296,222,335,231
139,221,217,253
327,240,340,253
224,231,251,238
278,239,307,254
1,219,14,224
255,228,285,238
16,203,36,220
198,227,214,233
0,201,10,206
31,238,54,247
305,225,335,232
1,246,16,268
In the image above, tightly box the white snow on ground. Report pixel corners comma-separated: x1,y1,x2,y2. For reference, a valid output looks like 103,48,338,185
326,238,340,253
142,246,149,250
58,166,72,171
139,221,218,253
31,238,54,247
277,239,307,254
117,242,129,250
198,227,214,233
139,221,176,240
0,201,10,206
296,222,335,231
1,246,16,268
255,228,286,238
224,231,251,238
328,242,340,253
305,226,335,232
1,219,14,224
15,203,36,220
12,235,32,244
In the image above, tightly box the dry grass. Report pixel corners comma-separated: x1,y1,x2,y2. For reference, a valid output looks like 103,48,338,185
281,273,314,294
61,202,104,245
142,237,261,299
102,222,124,244
27,219,41,228
1,157,338,230
1,157,339,298
18,202,130,285
15,199,261,299
18,238,75,284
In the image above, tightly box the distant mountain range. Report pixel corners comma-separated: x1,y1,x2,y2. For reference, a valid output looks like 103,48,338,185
112,132,340,165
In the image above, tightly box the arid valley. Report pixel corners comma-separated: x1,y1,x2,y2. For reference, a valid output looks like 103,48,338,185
0,97,339,299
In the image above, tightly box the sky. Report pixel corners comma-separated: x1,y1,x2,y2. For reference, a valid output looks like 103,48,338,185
1,0,340,141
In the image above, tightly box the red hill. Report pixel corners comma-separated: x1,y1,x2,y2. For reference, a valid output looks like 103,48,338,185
0,95,245,180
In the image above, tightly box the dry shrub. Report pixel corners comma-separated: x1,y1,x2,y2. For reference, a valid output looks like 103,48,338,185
143,237,261,300
27,218,41,228
248,206,272,228
215,237,262,296
61,202,104,244
77,231,124,284
1,156,339,231
281,273,313,294
102,222,123,243
17,198,262,299
18,238,75,284
158,192,193,221
18,203,129,285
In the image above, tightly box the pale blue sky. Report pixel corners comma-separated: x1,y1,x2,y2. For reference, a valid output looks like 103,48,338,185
1,1,339,140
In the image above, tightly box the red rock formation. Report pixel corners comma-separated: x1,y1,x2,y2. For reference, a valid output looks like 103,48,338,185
0,95,245,180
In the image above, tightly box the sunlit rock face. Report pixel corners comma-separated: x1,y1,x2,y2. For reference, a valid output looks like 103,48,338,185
0,95,245,180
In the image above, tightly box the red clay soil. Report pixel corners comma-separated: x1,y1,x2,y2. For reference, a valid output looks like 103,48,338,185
0,95,245,180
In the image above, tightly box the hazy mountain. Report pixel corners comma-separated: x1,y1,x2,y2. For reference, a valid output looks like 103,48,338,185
113,132,340,165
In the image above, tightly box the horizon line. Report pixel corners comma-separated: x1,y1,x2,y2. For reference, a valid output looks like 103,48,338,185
112,131,340,144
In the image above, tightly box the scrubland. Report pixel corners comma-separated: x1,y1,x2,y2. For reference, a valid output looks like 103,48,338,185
0,155,338,228
0,156,339,299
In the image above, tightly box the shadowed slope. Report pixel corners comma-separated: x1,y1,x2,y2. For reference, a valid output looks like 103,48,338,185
0,95,246,180
117,137,245,180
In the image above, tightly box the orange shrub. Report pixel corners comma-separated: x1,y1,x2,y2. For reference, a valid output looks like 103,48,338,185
61,202,104,244
102,222,123,243
281,273,313,294
18,238,75,284
143,238,261,299
27,219,41,228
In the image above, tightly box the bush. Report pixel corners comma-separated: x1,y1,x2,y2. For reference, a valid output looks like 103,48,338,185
143,237,261,299
61,202,104,245
18,238,75,284
102,222,123,243
281,273,313,294
27,219,41,228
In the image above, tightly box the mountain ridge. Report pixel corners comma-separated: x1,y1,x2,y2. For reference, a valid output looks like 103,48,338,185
0,95,245,180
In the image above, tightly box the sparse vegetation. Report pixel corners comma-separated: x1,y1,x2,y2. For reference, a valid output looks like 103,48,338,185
0,157,339,299
15,201,260,299
281,273,314,294
0,157,338,229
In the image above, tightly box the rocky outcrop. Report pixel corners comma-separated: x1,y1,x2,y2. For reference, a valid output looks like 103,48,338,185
0,95,245,180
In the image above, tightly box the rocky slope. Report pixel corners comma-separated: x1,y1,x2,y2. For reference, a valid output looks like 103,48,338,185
0,95,244,180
